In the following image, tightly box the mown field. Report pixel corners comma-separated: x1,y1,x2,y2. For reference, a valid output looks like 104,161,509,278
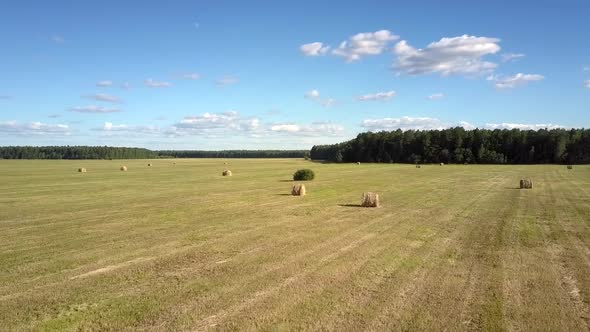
1,159,589,331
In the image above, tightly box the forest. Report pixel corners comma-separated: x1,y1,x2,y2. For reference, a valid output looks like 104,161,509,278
310,128,590,164
0,146,307,159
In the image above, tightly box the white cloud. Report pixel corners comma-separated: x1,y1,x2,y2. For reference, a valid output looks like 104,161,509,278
182,73,201,80
98,122,161,135
83,93,122,103
393,35,500,76
585,80,590,88
145,78,171,88
487,73,544,89
362,116,449,131
357,90,396,101
305,89,320,98
270,122,344,136
427,93,445,100
459,121,476,130
51,35,65,43
332,30,399,62
121,82,131,90
69,105,121,113
583,66,590,71
485,123,564,130
501,53,525,62
300,42,330,56
216,75,238,86
173,111,260,135
0,121,70,135
96,80,113,87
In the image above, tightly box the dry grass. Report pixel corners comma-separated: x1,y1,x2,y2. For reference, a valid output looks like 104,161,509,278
0,160,589,331
292,184,306,196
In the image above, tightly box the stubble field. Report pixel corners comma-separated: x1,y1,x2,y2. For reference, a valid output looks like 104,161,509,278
1,159,589,331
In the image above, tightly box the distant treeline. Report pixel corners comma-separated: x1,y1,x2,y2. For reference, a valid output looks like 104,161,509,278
0,146,308,159
0,146,156,159
156,150,308,159
311,128,590,164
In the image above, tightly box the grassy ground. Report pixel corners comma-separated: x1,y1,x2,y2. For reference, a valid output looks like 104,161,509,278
1,159,589,331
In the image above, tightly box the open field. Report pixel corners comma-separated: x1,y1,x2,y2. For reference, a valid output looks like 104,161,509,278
1,159,589,331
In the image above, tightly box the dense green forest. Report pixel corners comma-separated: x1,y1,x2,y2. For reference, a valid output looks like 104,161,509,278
311,128,590,164
0,146,308,159
0,146,156,159
157,150,308,159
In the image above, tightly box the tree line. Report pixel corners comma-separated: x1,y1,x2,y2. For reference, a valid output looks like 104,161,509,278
0,146,308,159
310,128,590,164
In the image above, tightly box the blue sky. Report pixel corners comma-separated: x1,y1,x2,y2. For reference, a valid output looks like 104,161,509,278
0,0,588,149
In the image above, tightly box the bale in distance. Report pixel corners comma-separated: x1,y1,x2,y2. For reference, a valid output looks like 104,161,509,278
567,165,573,170
416,165,421,168
292,184,306,196
78,167,87,173
440,163,444,166
361,192,380,208
222,170,232,176
120,166,128,171
148,163,152,167
519,178,533,189
357,162,361,165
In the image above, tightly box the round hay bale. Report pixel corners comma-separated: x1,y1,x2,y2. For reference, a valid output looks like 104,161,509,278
567,165,573,170
222,170,232,176
120,166,127,171
292,184,306,196
416,165,421,168
361,192,379,208
224,162,228,165
147,163,152,167
78,167,86,173
173,162,176,166
440,162,444,166
357,162,361,165
520,178,533,189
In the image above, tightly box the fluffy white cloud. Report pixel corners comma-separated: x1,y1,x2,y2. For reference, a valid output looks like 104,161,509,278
459,121,476,130
487,73,544,89
270,122,344,136
585,80,590,88
96,80,113,87
145,78,171,88
393,35,500,76
357,90,396,101
84,93,121,103
427,93,445,100
501,53,525,62
300,42,330,56
485,123,564,130
362,116,449,131
173,111,260,135
69,105,121,113
98,122,161,135
0,121,70,135
305,89,320,98
182,73,201,80
332,30,399,62
216,75,238,86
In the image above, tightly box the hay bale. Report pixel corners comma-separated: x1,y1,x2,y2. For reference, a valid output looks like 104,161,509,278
416,165,421,168
120,166,127,171
520,178,533,189
361,192,380,208
78,167,86,173
292,184,306,196
147,163,152,167
357,162,361,165
222,170,232,176
567,165,573,170
440,163,444,166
